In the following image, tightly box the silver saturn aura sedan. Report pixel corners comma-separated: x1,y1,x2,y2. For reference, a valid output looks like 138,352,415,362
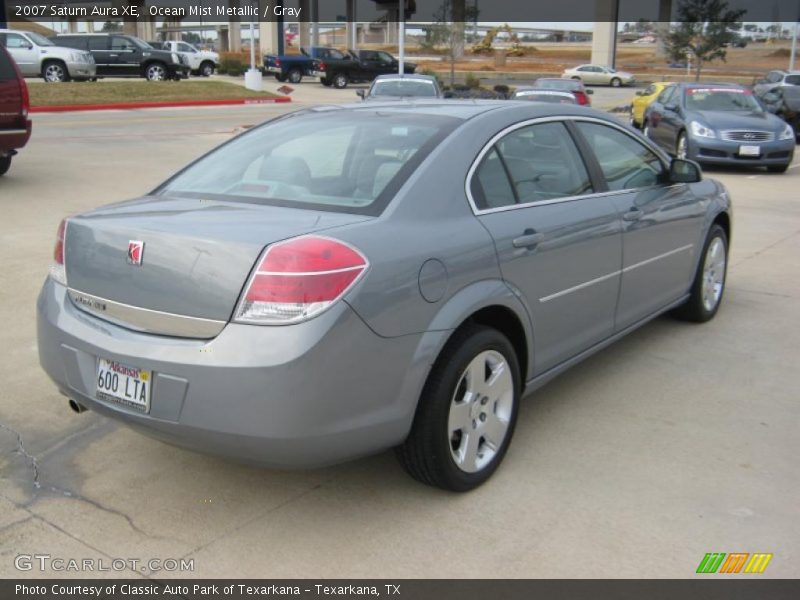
38,101,732,491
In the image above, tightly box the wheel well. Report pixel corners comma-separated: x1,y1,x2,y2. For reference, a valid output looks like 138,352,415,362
42,58,66,70
463,306,529,383
713,211,731,243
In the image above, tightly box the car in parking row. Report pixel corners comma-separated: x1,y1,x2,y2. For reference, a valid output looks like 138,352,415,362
563,64,635,87
0,45,31,176
642,83,795,173
53,33,189,81
0,29,96,82
357,74,443,100
38,100,731,492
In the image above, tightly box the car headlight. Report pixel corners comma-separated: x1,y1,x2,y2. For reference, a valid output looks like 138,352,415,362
690,121,716,139
779,123,794,140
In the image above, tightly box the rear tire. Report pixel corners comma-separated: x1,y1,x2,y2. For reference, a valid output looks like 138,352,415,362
145,62,167,81
767,164,789,173
610,77,621,87
199,61,215,77
0,155,11,177
332,73,349,89
396,324,521,492
673,224,728,322
287,68,303,84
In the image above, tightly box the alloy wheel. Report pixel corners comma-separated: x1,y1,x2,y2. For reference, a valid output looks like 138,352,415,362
448,350,514,473
701,237,726,312
44,64,66,82
147,65,166,81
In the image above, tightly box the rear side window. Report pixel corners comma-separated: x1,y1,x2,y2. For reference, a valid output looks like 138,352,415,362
59,36,89,50
576,122,664,191
88,37,107,51
785,75,800,85
471,122,593,210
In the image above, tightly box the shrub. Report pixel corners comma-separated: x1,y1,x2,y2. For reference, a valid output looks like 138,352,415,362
218,52,251,77
464,73,481,89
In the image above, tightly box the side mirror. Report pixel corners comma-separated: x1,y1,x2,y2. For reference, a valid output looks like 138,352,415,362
669,158,702,184
356,89,366,99
664,102,679,112
585,89,594,95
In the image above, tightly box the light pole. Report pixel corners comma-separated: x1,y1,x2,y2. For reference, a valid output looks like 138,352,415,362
398,2,405,75
791,21,799,71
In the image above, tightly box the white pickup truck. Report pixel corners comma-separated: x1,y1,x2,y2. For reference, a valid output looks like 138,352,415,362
151,41,219,77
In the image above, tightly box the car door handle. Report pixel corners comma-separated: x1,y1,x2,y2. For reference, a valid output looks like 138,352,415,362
109,53,118,57
512,230,545,249
623,208,643,222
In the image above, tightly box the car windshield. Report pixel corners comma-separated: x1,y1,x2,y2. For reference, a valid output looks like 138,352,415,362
27,32,54,46
371,80,437,97
131,38,151,49
685,88,762,112
158,112,459,215
785,75,800,85
533,79,578,91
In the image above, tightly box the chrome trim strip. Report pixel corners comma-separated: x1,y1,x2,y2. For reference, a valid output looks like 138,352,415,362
622,244,694,273
67,289,226,339
538,244,694,303
540,271,620,303
465,115,674,216
0,130,28,136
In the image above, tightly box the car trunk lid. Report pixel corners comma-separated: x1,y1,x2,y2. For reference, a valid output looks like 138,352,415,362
64,196,370,336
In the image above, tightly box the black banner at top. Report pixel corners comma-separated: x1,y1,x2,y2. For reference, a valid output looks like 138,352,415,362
3,0,800,24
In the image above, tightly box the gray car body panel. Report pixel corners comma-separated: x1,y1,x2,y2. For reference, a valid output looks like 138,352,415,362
37,101,732,468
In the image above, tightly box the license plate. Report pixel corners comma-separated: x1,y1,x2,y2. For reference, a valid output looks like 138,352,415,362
96,358,151,413
267,66,281,73
739,145,760,156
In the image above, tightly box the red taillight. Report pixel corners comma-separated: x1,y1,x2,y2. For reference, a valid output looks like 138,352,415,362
574,91,589,106
235,236,368,324
19,77,30,118
275,58,282,67
50,218,68,285
318,61,327,71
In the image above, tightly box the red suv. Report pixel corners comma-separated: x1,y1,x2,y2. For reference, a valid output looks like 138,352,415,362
0,45,31,176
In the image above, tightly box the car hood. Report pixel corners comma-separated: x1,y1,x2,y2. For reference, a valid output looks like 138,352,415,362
689,109,783,132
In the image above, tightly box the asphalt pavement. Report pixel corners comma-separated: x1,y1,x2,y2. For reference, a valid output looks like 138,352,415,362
0,100,798,579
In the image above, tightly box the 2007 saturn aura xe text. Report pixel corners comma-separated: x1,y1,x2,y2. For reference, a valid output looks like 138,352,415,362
37,101,732,491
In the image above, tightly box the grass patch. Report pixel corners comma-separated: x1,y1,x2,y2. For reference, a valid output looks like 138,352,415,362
29,81,278,107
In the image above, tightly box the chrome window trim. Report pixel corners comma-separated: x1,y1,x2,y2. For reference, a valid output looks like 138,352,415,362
67,288,226,339
465,115,674,216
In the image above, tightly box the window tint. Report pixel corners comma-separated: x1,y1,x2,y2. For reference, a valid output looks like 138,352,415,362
160,113,458,215
0,47,16,80
377,52,394,64
88,37,107,51
576,122,665,191
177,43,194,53
766,71,782,83
471,148,516,209
656,85,675,104
4,33,29,49
785,75,800,85
111,37,136,51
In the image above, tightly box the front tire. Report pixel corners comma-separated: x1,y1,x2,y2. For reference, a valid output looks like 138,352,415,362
610,77,621,87
287,68,303,84
42,60,69,83
0,155,11,177
332,73,349,89
673,224,728,322
396,324,520,492
144,62,167,81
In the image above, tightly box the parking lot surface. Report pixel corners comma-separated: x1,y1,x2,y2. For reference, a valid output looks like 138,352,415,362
1,103,798,578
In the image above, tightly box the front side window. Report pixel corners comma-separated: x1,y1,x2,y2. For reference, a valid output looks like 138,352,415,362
471,122,593,210
377,52,395,64
656,85,676,104
159,112,458,215
576,122,665,191
177,43,195,53
111,37,136,51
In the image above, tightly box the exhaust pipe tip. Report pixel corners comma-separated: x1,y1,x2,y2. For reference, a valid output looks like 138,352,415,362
68,399,88,414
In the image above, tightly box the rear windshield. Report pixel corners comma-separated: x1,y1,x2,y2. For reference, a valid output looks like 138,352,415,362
158,111,459,215
513,91,575,103
0,48,16,80
533,79,578,91
371,79,437,97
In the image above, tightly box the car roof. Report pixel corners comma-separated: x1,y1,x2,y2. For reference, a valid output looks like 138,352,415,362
373,74,436,82
300,100,609,122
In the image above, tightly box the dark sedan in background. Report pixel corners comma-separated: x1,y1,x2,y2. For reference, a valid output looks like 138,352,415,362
643,83,795,173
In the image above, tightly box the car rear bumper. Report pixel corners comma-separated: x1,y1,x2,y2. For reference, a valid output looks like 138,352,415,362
688,136,795,166
1,119,32,153
37,279,422,468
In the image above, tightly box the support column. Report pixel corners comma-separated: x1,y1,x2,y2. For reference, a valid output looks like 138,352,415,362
591,0,619,68
655,0,673,58
228,0,242,52
259,1,280,56
67,18,79,33
298,0,311,49
310,0,319,48
346,0,357,49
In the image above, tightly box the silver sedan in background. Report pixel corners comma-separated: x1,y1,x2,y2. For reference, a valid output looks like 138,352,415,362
38,102,731,491
563,64,636,87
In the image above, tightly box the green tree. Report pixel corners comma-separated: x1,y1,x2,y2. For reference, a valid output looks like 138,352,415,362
101,21,122,32
665,0,746,81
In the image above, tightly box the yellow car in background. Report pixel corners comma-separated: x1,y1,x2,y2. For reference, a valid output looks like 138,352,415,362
630,82,669,129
